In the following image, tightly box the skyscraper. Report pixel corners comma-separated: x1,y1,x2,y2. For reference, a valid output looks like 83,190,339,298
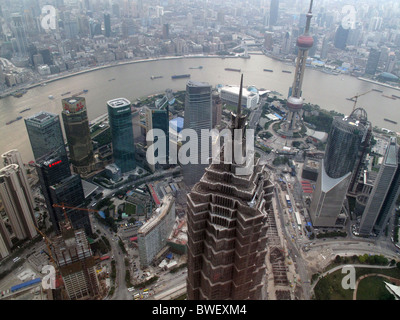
365,48,381,76
25,111,67,160
0,163,38,241
359,138,400,236
182,81,213,186
107,98,136,173
269,0,279,26
145,91,173,171
35,148,92,235
281,0,314,135
310,110,370,227
61,97,95,174
53,221,100,300
104,13,111,37
11,14,28,58
186,76,274,300
333,25,349,50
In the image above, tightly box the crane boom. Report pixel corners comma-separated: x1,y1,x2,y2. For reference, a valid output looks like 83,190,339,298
350,90,373,111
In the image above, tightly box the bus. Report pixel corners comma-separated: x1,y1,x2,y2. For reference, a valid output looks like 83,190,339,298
285,194,292,207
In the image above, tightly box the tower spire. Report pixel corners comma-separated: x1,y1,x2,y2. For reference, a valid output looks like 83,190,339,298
234,74,244,130
281,0,314,134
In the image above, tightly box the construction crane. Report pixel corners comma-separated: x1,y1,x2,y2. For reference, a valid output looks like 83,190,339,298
52,203,101,226
34,226,56,266
348,90,373,112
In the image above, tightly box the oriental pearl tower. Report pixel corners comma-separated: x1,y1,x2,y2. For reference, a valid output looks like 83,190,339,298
282,0,314,135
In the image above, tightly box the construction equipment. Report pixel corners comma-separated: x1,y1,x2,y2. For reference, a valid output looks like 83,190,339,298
34,226,56,266
348,90,372,111
52,203,100,222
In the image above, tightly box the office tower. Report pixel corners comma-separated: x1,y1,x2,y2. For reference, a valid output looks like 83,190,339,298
310,111,369,227
281,32,292,55
282,0,314,135
182,81,213,186
107,98,136,174
348,109,372,194
137,195,175,268
53,221,100,300
11,14,28,57
145,90,174,171
0,164,38,241
104,13,111,37
334,25,349,50
186,76,274,300
25,111,67,160
212,91,222,128
61,97,95,174
162,23,169,39
264,31,274,51
365,48,381,76
320,35,330,60
35,149,92,236
269,0,279,26
359,138,400,236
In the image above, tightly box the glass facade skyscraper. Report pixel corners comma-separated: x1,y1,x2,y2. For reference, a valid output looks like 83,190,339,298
310,112,370,227
359,138,400,236
107,98,136,173
61,97,94,173
25,111,66,160
35,149,92,235
182,81,213,186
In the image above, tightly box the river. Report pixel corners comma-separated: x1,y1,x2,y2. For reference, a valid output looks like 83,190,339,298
1,54,399,163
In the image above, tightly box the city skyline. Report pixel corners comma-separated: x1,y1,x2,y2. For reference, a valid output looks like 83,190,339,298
0,0,400,303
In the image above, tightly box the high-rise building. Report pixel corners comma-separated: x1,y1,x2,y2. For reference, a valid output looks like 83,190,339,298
107,98,136,173
310,110,370,227
104,13,111,37
212,91,222,128
0,218,11,259
269,0,279,26
281,0,314,135
11,14,28,58
137,195,175,268
0,164,38,241
182,81,213,186
359,138,400,236
186,76,274,300
61,97,95,174
145,91,173,171
53,221,100,300
333,25,349,50
264,31,274,51
365,48,381,76
25,111,67,161
35,149,92,235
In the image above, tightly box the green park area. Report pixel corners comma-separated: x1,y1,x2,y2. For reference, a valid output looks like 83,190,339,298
313,256,400,300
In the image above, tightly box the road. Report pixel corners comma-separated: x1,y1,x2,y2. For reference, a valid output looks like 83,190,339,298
89,214,129,300
273,186,312,299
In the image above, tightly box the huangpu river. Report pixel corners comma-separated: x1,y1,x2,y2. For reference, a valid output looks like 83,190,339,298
1,54,399,163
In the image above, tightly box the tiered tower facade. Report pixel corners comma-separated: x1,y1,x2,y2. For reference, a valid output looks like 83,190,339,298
186,76,274,300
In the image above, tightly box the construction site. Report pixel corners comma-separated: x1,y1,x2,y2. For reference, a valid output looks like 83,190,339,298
0,204,111,300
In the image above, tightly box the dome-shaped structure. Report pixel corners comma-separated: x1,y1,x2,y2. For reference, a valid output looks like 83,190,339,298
350,108,368,124
286,96,303,111
296,35,314,49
